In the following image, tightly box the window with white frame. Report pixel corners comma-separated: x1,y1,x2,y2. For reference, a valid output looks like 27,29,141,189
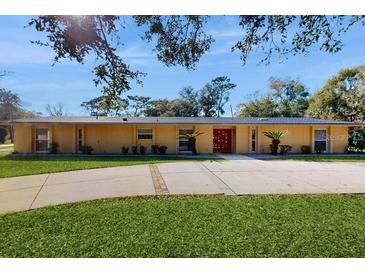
179,129,193,151
251,128,257,152
78,128,83,151
35,128,50,152
137,128,153,140
314,129,327,152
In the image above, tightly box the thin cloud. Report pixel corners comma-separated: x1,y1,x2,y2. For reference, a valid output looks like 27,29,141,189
119,45,153,59
208,28,243,38
0,41,55,65
118,45,154,66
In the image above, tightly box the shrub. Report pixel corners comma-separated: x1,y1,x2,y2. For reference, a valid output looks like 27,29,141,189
300,145,311,154
49,142,59,154
177,130,204,155
279,145,292,155
158,145,168,155
350,128,365,151
263,130,288,155
121,146,129,155
139,145,146,155
314,143,326,154
345,145,364,154
80,145,93,155
151,145,159,154
131,145,138,154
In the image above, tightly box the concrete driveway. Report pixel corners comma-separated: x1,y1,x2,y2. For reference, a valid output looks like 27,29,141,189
1,157,365,214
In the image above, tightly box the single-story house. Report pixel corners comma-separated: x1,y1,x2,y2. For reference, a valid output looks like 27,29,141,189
9,116,353,154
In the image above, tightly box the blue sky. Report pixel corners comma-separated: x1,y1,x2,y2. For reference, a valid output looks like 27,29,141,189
1,15,365,116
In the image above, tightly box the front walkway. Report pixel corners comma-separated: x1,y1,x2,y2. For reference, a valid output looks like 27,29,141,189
2,158,365,214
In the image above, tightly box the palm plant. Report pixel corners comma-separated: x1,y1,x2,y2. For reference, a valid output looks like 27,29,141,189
263,130,288,155
177,130,204,155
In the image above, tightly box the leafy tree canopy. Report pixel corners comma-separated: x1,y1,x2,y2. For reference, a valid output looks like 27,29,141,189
142,76,235,117
306,66,365,122
144,99,173,117
236,95,280,117
126,95,151,117
81,95,128,116
28,15,365,107
236,78,309,117
199,76,236,117
269,77,309,117
234,16,365,64
0,89,36,121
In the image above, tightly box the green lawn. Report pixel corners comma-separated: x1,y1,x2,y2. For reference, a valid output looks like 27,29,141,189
1,195,365,257
261,155,365,162
0,154,219,178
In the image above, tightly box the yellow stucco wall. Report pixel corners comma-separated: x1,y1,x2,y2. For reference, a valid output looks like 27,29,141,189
13,124,32,153
235,125,249,153
52,124,75,153
195,125,213,153
330,126,349,153
258,125,312,153
85,125,134,153
12,122,350,154
155,125,177,153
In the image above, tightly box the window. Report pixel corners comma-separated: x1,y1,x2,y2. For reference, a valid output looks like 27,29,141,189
179,129,193,151
251,128,257,152
314,129,327,152
137,128,152,140
78,128,83,151
35,128,49,152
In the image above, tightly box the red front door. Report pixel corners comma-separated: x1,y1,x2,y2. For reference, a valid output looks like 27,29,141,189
213,129,232,153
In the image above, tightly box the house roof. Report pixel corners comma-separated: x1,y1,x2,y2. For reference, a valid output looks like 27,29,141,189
10,116,354,125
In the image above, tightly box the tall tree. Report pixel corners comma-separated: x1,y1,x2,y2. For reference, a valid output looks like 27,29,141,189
236,78,308,118
81,95,128,116
306,66,365,122
144,99,173,117
199,76,236,117
45,102,66,116
178,87,201,116
0,89,21,121
236,96,280,117
126,95,151,117
269,78,309,117
0,89,36,141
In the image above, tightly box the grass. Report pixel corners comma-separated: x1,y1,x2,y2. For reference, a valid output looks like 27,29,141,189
261,155,365,162
1,195,365,257
0,153,219,178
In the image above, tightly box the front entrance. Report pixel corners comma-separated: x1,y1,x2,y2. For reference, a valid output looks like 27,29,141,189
213,128,232,153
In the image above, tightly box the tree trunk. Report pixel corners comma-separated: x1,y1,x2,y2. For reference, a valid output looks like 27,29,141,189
271,139,280,155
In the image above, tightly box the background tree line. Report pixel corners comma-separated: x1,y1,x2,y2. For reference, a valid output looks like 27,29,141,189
81,76,236,118
237,65,365,124
80,65,365,125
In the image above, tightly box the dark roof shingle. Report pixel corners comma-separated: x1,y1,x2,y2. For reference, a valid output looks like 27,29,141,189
11,116,354,125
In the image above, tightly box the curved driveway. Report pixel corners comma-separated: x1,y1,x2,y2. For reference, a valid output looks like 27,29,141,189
1,157,365,214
